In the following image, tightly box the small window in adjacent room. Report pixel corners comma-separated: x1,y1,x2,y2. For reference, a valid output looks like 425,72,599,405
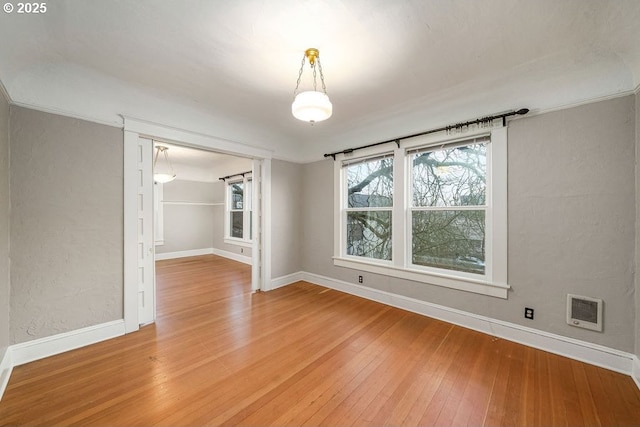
225,175,252,246
229,180,244,238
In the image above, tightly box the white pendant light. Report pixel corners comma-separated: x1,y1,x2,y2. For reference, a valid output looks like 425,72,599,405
292,91,332,122
292,48,332,124
153,145,176,183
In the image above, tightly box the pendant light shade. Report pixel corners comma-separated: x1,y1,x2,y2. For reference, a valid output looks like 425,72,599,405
153,145,176,183
292,90,332,122
153,173,176,184
292,48,332,124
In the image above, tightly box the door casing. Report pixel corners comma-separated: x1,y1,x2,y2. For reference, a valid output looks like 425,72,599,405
123,118,272,333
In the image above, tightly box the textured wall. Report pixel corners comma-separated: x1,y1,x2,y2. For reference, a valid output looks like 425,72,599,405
155,180,216,254
301,96,636,353
10,107,123,344
271,159,302,279
0,88,9,356
507,96,635,350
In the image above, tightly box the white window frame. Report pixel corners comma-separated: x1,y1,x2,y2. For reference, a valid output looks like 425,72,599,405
333,127,509,298
224,175,253,248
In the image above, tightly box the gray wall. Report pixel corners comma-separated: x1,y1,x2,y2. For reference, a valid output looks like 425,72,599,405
271,159,302,279
301,95,636,353
10,107,123,344
0,89,9,357
155,180,216,255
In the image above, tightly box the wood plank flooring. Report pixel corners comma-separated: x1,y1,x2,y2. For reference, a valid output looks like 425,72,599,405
1,254,640,426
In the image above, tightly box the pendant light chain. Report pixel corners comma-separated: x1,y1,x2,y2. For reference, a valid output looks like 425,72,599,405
312,62,317,92
316,58,328,95
292,50,329,97
153,146,161,168
163,148,175,173
293,54,306,98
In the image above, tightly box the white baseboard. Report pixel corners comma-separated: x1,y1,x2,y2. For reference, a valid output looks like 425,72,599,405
0,347,12,401
10,319,126,367
155,247,214,260
211,248,252,265
1,274,638,403
154,248,252,265
269,271,305,291
633,356,640,390
301,272,636,377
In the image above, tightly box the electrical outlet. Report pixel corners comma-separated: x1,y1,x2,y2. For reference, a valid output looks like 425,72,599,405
240,248,243,254
358,275,363,284
524,307,534,320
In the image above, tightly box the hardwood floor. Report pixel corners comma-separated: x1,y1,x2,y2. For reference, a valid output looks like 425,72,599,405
1,254,640,426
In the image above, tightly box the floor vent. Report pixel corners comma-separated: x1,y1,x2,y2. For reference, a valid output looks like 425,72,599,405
566,294,603,332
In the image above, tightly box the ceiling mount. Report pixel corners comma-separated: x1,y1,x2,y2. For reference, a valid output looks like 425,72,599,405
304,48,319,65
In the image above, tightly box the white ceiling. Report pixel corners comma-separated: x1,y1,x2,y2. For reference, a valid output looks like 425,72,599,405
1,0,639,162
155,142,252,183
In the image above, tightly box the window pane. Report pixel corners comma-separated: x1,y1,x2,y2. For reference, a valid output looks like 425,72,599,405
246,180,252,211
412,210,485,274
347,157,393,208
231,211,243,238
347,211,392,261
231,182,243,210
412,144,486,207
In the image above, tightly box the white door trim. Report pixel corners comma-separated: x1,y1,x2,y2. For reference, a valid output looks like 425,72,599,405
123,130,140,333
260,159,272,291
122,116,273,159
123,117,273,331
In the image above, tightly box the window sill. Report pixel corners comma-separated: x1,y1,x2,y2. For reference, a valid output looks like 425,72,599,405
333,257,509,299
224,238,253,248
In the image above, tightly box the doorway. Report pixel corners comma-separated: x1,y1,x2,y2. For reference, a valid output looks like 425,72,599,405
152,142,254,263
123,118,272,333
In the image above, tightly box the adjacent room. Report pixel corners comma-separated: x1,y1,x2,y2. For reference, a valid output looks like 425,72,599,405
1,1,640,425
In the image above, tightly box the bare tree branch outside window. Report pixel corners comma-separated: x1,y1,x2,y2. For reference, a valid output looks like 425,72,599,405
343,143,487,274
345,157,393,260
411,143,487,274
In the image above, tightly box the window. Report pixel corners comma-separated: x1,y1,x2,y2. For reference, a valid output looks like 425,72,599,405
334,128,508,298
345,155,393,261
409,139,487,275
225,176,252,246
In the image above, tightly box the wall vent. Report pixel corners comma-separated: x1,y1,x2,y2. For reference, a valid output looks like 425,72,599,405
566,294,603,332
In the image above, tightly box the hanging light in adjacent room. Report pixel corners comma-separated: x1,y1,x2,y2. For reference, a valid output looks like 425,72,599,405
153,145,176,183
292,48,332,124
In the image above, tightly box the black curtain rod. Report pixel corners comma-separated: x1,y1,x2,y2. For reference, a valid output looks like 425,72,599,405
218,170,252,182
323,108,529,160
